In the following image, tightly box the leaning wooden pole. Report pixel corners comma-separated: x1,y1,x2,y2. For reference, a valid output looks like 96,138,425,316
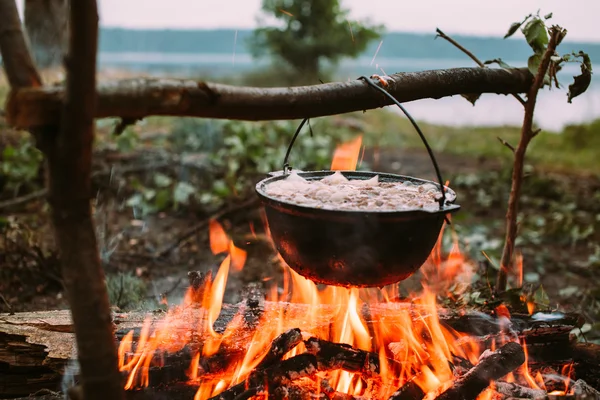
0,0,124,399
49,1,124,399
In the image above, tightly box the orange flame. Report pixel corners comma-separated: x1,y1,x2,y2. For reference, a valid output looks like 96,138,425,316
118,206,572,399
331,135,363,171
209,219,229,255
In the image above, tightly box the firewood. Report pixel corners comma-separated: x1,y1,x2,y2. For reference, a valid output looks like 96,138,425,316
240,283,266,328
208,354,319,400
493,381,546,399
572,379,600,399
256,328,303,370
0,307,594,398
305,337,405,380
387,379,425,400
434,342,526,400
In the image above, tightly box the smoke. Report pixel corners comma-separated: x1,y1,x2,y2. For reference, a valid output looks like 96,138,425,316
61,344,80,399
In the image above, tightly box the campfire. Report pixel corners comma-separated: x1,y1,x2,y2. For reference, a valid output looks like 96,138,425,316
116,137,597,400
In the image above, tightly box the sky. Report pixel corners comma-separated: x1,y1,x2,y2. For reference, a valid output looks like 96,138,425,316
25,0,600,42
13,0,600,42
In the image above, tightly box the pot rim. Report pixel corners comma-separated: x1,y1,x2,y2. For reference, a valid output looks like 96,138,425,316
255,170,461,216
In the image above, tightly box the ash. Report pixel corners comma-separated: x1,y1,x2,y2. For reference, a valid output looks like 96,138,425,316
265,171,455,211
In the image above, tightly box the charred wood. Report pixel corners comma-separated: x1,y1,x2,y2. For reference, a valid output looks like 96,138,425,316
494,381,546,399
256,328,303,370
208,354,319,400
572,379,600,399
387,379,425,400
435,342,526,400
305,337,404,380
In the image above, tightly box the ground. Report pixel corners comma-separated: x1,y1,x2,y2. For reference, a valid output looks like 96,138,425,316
1,75,599,343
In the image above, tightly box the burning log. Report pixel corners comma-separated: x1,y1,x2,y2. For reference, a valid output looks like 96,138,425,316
305,337,404,379
494,381,546,399
256,328,303,370
387,379,425,400
208,354,319,400
1,307,596,398
572,379,600,399
240,283,266,328
434,342,526,400
270,380,368,400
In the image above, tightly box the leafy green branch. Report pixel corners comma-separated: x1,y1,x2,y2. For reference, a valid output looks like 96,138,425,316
501,11,592,102
438,12,593,294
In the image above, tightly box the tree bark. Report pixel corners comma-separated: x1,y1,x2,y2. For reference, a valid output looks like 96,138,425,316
24,0,68,68
5,67,534,129
496,27,565,293
45,0,124,399
0,0,42,88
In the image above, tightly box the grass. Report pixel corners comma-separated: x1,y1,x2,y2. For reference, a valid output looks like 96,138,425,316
353,108,600,175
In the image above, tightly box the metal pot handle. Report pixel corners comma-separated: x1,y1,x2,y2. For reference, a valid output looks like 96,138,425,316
282,76,447,209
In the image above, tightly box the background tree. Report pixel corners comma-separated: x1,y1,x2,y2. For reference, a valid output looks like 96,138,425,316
250,0,383,84
24,0,68,68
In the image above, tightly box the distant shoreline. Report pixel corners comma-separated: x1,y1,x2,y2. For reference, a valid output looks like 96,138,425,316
98,28,600,64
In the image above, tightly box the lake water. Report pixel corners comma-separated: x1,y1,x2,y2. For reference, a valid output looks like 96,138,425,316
98,52,600,131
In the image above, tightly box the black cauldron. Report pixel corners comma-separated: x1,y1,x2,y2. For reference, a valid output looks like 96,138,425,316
255,76,461,287
256,171,459,287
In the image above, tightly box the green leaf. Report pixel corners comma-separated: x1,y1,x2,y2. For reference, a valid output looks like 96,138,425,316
504,14,532,39
153,173,172,188
544,12,553,20
522,18,548,53
154,189,171,210
527,53,542,75
484,58,514,69
533,285,551,309
173,182,196,205
2,146,15,159
568,55,593,103
125,193,144,208
504,22,523,39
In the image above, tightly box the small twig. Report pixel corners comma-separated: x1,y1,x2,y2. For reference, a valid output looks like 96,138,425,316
112,117,142,136
0,189,47,210
154,197,259,258
436,28,526,106
436,28,484,67
115,273,125,309
531,128,542,138
496,137,516,153
0,293,14,315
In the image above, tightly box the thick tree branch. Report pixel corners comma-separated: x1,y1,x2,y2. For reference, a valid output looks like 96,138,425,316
496,27,565,293
5,67,533,129
47,0,124,399
0,0,42,88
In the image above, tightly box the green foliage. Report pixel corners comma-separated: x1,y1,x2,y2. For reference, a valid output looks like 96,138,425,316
122,118,356,216
0,137,43,195
498,11,593,101
250,0,383,82
205,119,355,206
125,173,197,217
106,272,147,310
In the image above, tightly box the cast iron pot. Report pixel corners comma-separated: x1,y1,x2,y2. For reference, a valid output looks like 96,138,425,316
255,76,460,288
256,170,460,288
